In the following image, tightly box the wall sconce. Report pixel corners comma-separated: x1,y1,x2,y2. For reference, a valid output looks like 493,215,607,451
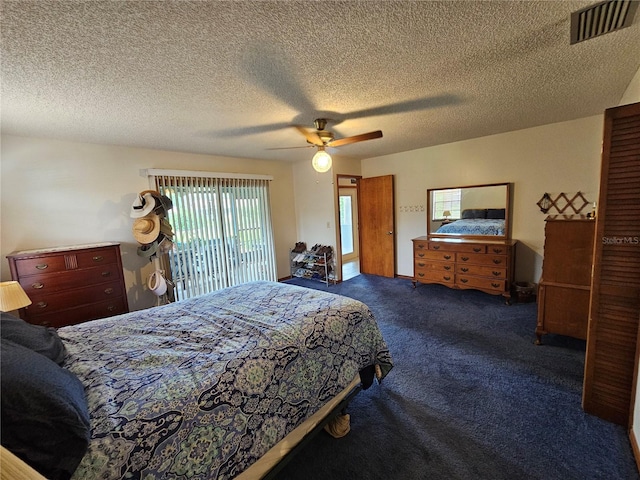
312,148,332,173
0,281,32,313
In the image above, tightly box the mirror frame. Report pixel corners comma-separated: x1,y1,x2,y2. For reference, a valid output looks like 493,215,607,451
427,182,511,240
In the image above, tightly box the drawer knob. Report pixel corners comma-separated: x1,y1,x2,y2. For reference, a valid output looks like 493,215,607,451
461,267,469,272
460,256,469,261
101,271,112,277
417,262,425,267
443,275,451,281
31,282,44,289
36,301,48,309
492,282,501,288
460,278,468,283
493,248,503,254
444,255,452,260
104,288,114,295
492,271,501,277
444,265,451,271
418,243,426,249
107,305,115,311
493,259,503,265
93,255,104,262
418,253,425,258
432,245,440,250
35,263,48,270
473,247,481,252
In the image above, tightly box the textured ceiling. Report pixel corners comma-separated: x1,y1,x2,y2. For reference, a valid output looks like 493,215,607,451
2,1,640,163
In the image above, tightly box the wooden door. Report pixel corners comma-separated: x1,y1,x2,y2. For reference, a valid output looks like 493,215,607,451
359,175,395,277
582,102,640,426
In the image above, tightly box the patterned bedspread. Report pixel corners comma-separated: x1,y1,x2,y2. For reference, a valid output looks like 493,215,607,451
58,281,392,480
436,218,505,236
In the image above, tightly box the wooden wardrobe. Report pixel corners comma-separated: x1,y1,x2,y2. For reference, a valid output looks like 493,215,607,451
582,101,640,426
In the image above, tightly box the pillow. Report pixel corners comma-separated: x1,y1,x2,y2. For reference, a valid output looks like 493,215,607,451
486,208,506,219
461,209,487,219
1,339,90,480
1,311,66,364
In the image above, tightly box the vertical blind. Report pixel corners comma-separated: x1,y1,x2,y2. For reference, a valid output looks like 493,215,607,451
149,170,277,301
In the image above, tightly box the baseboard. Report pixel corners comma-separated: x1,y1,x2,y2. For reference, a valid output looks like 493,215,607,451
630,427,640,474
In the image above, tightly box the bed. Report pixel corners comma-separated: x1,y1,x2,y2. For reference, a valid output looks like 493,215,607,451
436,208,506,236
1,281,392,480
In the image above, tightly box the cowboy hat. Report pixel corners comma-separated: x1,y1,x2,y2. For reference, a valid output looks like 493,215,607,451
130,192,156,218
140,190,173,216
132,213,160,244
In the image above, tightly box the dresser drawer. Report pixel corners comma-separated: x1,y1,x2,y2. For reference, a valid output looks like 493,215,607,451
414,269,454,284
456,276,505,292
415,259,454,273
429,242,487,254
24,297,128,328
456,264,506,279
456,252,508,266
12,247,119,277
17,264,123,296
486,245,511,255
23,280,125,316
415,250,455,262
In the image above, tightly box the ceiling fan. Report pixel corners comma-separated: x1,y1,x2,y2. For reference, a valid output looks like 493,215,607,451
290,118,383,172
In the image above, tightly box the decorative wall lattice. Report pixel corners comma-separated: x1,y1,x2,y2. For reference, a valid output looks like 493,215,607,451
537,191,591,214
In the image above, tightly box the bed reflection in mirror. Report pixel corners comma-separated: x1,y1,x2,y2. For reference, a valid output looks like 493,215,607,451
427,183,511,239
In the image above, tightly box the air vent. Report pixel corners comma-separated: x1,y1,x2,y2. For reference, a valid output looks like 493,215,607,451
570,0,638,44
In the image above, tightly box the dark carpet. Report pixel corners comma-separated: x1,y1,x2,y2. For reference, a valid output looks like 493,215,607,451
277,274,638,480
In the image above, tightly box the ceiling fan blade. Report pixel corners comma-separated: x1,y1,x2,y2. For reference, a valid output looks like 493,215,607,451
294,125,324,146
267,145,314,150
328,130,383,148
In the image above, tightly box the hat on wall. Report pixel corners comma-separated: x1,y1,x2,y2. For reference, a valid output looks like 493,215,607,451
130,192,156,218
157,235,174,254
136,240,158,258
132,213,160,244
140,190,173,216
147,270,167,296
159,218,174,238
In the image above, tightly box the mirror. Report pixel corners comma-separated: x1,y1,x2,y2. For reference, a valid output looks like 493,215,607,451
427,182,511,239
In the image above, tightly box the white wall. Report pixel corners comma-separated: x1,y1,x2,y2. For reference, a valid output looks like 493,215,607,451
362,115,605,283
0,135,298,310
291,154,361,276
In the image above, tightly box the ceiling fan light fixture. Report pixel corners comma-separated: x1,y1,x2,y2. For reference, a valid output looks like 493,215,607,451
312,148,332,173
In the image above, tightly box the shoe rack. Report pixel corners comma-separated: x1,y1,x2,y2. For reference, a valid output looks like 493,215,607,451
290,243,335,286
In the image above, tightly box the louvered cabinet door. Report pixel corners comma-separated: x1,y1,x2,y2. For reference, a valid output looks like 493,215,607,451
582,102,640,426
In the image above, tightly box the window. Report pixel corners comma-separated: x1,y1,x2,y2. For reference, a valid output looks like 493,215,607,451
432,188,461,220
149,170,277,301
339,195,354,255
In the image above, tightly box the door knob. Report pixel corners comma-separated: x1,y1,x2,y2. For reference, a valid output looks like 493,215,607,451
387,231,393,235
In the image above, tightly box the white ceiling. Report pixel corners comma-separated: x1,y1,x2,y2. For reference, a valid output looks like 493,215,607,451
2,1,639,163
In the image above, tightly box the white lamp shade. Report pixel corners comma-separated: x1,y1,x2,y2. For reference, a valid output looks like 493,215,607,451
312,150,332,173
443,210,452,217
0,281,32,312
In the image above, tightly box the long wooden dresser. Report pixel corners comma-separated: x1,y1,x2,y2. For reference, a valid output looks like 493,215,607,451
412,236,517,303
6,242,129,328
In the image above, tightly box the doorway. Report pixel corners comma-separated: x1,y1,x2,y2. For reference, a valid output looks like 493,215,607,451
338,176,360,281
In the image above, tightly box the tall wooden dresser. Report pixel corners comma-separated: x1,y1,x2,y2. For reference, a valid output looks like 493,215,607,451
535,215,595,344
7,242,129,328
